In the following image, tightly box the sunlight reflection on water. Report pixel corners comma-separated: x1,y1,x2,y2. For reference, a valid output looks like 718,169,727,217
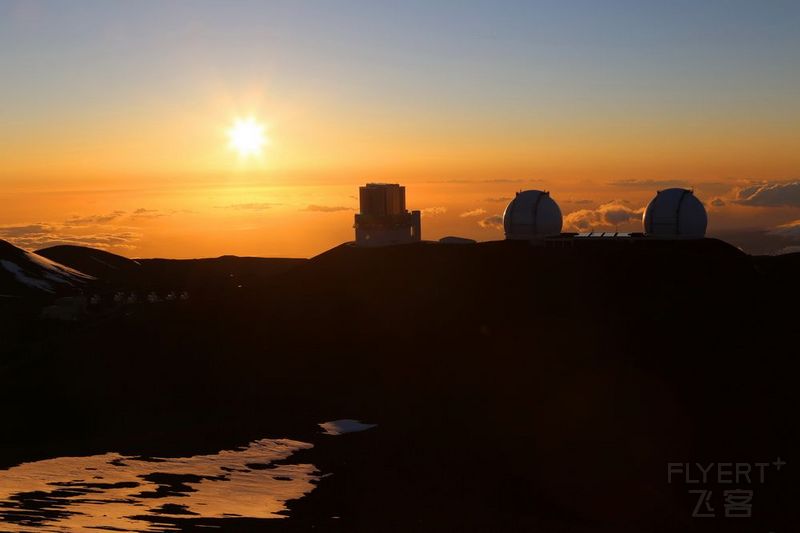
0,438,317,532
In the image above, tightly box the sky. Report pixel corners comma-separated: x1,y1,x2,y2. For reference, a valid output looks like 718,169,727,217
1,0,800,257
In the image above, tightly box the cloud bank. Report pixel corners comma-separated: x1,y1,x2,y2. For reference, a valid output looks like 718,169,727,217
607,179,690,189
460,208,487,218
564,202,643,231
304,205,353,212
478,215,504,230
0,223,140,250
219,203,275,210
734,181,800,207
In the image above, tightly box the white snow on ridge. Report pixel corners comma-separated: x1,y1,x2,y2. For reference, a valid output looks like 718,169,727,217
319,419,377,436
26,251,95,282
0,251,93,293
0,260,54,292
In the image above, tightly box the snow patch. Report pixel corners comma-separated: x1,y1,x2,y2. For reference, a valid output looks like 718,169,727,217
319,419,377,436
0,260,54,292
26,251,94,283
0,250,93,293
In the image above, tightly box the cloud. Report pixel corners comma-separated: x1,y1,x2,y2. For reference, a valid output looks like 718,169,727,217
564,202,644,231
478,215,504,230
0,208,189,253
0,223,140,250
421,206,447,216
712,225,800,255
733,181,800,207
0,224,53,238
710,198,726,207
130,208,165,219
769,220,800,238
564,199,594,205
304,205,353,212
63,211,127,225
219,203,275,210
63,208,175,224
608,179,691,189
428,178,538,184
480,179,534,183
460,208,487,218
484,197,512,203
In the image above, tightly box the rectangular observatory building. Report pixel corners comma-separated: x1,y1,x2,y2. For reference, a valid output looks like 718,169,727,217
354,183,421,246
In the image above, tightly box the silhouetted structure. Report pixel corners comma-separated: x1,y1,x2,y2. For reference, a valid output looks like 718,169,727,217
354,183,421,246
502,188,709,245
439,236,477,245
643,188,707,238
503,190,563,240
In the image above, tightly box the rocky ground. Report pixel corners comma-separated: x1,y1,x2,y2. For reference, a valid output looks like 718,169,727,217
1,239,797,531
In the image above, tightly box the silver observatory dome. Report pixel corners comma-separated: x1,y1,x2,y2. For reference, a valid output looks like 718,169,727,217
642,188,707,238
503,190,563,240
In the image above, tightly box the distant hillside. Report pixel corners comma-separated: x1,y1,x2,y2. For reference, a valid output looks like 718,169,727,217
36,245,141,280
0,240,92,298
36,244,307,295
1,238,797,531
135,256,307,294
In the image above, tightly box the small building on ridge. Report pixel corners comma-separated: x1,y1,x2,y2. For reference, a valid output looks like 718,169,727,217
354,183,421,246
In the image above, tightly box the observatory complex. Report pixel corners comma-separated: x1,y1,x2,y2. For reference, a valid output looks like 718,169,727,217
349,183,708,247
354,183,421,246
501,187,708,246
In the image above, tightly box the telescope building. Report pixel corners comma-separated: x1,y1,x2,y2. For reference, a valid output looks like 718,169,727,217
354,183,421,246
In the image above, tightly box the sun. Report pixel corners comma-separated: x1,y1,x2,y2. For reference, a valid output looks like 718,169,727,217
227,117,267,157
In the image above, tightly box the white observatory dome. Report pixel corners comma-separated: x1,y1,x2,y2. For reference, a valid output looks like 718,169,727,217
642,188,707,238
503,190,563,239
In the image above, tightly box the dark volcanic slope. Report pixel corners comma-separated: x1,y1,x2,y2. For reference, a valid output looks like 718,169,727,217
36,244,307,294
1,241,95,347
134,255,307,294
0,240,92,298
36,244,141,279
1,239,797,532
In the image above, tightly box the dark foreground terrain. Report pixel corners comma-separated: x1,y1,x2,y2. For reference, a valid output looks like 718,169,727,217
1,239,798,532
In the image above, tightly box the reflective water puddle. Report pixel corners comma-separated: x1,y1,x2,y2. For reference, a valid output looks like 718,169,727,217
0,438,317,532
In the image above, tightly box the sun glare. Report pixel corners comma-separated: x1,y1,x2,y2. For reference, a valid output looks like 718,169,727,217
227,117,267,157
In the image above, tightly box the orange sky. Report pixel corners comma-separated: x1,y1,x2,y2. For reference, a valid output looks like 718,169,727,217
2,1,799,257
2,91,799,257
